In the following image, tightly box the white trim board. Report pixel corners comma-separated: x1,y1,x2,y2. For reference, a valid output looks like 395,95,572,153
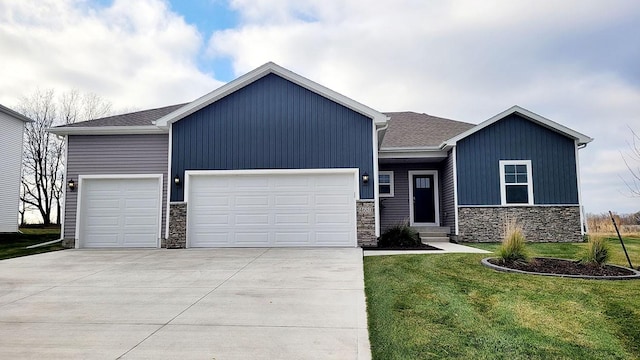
184,168,360,248
48,125,167,136
408,170,440,226
378,170,394,198
443,105,593,147
75,174,163,249
499,160,534,206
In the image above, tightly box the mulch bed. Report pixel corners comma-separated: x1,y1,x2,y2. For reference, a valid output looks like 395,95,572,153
488,257,635,277
362,243,442,251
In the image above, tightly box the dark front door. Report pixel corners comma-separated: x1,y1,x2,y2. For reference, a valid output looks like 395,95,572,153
413,174,436,223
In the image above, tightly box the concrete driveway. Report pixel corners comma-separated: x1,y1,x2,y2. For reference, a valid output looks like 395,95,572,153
0,248,370,359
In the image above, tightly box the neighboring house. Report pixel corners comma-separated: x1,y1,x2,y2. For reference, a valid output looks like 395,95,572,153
0,104,32,233
49,62,592,248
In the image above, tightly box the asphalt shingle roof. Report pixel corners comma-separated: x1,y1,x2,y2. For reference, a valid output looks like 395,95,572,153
57,103,187,128
381,111,475,148
54,104,475,149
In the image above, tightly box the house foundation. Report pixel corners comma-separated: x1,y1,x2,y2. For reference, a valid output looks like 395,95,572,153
167,202,187,248
458,206,582,242
357,200,377,247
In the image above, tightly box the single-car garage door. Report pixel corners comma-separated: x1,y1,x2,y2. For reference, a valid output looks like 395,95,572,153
78,176,162,248
187,170,357,247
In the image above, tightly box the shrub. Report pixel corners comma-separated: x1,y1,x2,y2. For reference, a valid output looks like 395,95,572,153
581,235,610,266
378,221,421,248
497,218,529,264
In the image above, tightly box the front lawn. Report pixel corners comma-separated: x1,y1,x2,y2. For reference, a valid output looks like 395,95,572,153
364,238,640,360
0,227,64,260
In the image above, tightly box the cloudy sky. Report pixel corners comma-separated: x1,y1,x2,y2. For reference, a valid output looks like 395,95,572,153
1,0,639,214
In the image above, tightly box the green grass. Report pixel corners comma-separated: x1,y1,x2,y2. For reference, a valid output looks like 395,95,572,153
364,238,640,360
0,226,64,260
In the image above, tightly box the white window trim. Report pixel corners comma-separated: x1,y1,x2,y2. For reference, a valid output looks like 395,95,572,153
378,171,394,197
499,160,534,206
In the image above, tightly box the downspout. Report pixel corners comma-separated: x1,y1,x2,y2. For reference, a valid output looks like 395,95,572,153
26,238,63,249
575,141,588,235
374,121,390,238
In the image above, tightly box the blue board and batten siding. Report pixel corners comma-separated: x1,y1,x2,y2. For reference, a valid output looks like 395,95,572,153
456,114,578,205
171,73,375,201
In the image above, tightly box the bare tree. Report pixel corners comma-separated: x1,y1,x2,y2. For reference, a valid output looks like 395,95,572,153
621,127,640,197
18,89,111,225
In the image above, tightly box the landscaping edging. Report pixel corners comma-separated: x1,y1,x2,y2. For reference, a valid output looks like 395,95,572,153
481,257,640,280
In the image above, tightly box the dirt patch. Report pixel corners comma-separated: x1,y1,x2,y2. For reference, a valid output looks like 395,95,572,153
488,258,635,277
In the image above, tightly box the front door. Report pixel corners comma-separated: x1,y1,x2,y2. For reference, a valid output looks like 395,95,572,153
410,171,439,225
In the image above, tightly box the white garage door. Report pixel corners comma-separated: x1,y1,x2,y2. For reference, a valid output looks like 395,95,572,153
79,177,161,248
187,170,357,247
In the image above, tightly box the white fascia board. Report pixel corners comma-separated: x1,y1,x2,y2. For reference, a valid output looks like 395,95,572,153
444,105,594,146
0,104,33,122
154,62,390,128
47,126,167,135
378,148,448,159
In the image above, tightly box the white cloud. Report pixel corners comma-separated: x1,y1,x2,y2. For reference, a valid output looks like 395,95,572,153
0,0,223,110
209,0,640,214
2,0,639,215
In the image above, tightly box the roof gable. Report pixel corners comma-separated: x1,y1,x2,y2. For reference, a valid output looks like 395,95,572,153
445,105,593,146
154,62,389,128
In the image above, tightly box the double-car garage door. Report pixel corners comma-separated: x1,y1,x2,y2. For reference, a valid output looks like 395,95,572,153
77,170,357,248
187,171,357,247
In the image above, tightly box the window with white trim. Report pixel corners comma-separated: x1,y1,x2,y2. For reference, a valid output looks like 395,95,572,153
499,160,533,205
379,171,394,197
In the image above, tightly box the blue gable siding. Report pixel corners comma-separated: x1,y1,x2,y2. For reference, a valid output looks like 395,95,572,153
171,73,374,201
456,114,578,205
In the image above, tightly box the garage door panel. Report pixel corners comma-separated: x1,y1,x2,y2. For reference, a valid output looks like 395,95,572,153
235,195,269,207
316,213,352,225
233,232,270,245
235,177,269,189
188,171,356,247
275,214,310,224
80,177,160,248
274,194,310,206
86,215,120,226
316,232,352,246
274,232,311,245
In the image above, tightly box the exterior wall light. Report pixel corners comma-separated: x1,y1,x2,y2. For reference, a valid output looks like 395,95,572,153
362,172,369,184
174,175,181,186
67,179,76,191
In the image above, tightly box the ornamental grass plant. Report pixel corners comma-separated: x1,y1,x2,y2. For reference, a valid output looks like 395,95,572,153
581,235,611,266
497,217,529,264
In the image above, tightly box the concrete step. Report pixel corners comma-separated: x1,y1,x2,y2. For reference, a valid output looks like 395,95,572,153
412,226,450,233
421,236,450,243
419,232,449,238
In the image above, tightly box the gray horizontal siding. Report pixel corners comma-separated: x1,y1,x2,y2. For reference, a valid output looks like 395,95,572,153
0,114,24,232
171,73,375,201
64,134,169,238
379,162,446,231
456,114,578,205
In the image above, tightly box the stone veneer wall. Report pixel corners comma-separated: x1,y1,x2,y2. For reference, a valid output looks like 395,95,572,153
167,202,187,248
458,206,582,242
357,200,377,246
